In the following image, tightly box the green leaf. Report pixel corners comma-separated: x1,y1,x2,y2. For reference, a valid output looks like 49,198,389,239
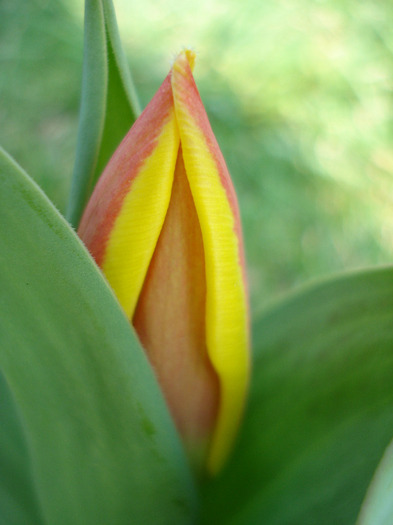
201,269,393,525
66,0,140,228
357,438,393,525
0,372,44,525
0,147,195,525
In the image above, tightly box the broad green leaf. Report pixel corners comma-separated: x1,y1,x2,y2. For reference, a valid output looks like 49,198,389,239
357,438,393,525
200,269,393,525
0,372,44,525
67,0,140,228
0,147,195,525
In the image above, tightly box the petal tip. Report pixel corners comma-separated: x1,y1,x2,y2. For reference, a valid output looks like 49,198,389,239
173,49,196,73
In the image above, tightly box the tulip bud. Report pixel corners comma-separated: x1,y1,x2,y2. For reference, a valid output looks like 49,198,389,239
78,50,250,475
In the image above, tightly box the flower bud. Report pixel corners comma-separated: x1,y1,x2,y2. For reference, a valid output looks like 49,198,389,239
78,50,250,475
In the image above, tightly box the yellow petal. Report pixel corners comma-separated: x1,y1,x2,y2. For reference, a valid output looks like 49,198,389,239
171,51,250,475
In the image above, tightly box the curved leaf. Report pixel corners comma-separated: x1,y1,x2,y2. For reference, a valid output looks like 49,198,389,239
357,437,393,525
67,0,140,228
0,372,44,525
0,147,195,525
201,269,393,525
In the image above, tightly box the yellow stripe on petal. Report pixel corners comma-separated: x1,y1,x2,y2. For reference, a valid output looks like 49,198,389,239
172,52,250,474
102,113,179,318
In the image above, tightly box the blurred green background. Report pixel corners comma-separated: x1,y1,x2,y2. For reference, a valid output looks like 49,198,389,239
1,0,393,317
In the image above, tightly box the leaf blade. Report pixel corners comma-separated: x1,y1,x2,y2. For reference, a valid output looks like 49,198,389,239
67,0,140,228
201,269,393,525
0,371,44,525
0,147,195,525
357,438,393,525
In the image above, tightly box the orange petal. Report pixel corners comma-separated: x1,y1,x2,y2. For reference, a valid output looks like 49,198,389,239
133,147,219,466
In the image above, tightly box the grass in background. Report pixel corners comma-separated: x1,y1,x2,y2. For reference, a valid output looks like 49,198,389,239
2,0,393,316
0,0,82,211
